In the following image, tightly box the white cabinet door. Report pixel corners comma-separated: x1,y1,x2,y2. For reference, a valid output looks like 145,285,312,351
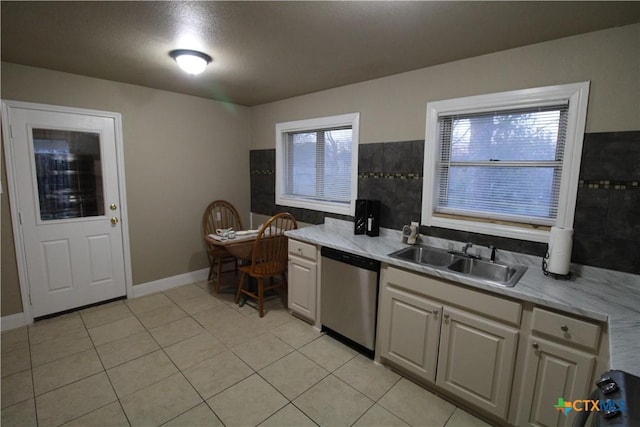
517,337,595,427
436,307,519,419
378,284,442,382
288,255,317,321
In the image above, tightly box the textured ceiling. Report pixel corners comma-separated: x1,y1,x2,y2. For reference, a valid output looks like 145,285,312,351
2,1,639,106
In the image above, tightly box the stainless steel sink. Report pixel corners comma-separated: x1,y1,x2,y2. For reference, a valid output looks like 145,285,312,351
389,245,456,267
388,244,527,287
447,257,526,287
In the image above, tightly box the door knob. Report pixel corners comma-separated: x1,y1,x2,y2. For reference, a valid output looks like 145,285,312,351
109,203,117,211
110,217,119,225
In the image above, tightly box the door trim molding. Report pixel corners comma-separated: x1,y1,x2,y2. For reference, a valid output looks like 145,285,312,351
1,100,133,323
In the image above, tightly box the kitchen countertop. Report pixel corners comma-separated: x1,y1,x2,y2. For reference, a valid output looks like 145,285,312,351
286,218,640,377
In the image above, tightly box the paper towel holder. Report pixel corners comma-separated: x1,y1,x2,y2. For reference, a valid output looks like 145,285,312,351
542,226,574,280
542,250,573,280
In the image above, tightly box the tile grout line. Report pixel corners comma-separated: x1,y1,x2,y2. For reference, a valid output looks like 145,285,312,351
6,277,477,427
62,307,130,427
99,310,138,427
156,286,231,425
26,324,39,427
155,281,285,425
185,279,323,425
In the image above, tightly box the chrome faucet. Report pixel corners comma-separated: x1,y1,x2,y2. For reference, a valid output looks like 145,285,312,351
462,242,473,255
448,242,480,259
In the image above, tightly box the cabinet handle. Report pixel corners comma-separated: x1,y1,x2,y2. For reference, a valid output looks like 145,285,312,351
561,325,569,332
532,342,539,350
443,313,450,320
433,310,439,317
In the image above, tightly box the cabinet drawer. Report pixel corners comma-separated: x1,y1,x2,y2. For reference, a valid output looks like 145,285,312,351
531,307,601,351
288,239,317,261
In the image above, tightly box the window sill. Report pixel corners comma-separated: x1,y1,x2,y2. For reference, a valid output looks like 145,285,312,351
426,215,550,243
276,195,353,216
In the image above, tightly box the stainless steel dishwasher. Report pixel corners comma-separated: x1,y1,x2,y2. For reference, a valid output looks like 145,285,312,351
321,246,380,358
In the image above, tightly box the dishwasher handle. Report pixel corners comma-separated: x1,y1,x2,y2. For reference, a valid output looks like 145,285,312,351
321,246,380,272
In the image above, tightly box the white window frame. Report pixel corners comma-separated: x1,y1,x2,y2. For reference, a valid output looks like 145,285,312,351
275,113,360,216
421,82,590,243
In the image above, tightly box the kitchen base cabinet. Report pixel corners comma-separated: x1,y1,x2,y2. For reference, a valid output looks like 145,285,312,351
436,307,519,419
517,337,595,427
377,265,522,423
287,239,318,323
378,284,442,382
515,308,600,427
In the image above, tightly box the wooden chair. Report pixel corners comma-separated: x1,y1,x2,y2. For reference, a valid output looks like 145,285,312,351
234,212,297,317
202,200,243,292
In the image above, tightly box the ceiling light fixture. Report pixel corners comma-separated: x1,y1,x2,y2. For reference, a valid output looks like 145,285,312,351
169,49,212,75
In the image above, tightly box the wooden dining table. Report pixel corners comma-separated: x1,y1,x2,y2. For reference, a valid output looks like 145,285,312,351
205,231,258,261
204,231,258,304
205,230,285,306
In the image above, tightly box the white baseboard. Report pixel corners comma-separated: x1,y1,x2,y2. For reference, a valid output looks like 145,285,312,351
1,312,28,332
132,268,209,298
0,269,210,331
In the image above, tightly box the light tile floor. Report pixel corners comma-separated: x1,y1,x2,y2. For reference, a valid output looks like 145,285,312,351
1,275,492,427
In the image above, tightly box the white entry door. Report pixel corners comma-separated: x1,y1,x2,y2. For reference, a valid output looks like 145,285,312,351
3,102,128,318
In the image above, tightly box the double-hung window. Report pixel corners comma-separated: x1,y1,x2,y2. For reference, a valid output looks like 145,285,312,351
422,83,590,242
276,113,359,216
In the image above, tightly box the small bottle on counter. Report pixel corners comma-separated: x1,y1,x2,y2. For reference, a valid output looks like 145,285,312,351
365,200,380,237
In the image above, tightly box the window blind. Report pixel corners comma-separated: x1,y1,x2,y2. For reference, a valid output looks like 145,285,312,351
285,126,352,204
435,104,569,226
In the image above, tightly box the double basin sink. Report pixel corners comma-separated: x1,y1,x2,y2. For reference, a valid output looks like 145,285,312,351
388,244,527,287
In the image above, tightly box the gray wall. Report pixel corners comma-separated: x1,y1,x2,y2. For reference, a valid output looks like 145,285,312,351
1,63,251,316
250,24,640,149
248,24,640,274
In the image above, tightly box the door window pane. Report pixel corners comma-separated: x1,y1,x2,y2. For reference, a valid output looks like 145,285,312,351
32,128,104,220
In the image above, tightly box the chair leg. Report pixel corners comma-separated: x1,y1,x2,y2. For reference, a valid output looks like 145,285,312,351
280,273,288,306
216,257,224,292
235,272,247,304
207,252,215,282
258,278,265,317
207,262,214,282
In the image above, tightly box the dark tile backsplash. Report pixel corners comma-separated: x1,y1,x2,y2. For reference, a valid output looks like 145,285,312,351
579,131,640,181
249,150,276,216
250,149,351,224
358,140,424,230
572,131,640,273
250,131,640,274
